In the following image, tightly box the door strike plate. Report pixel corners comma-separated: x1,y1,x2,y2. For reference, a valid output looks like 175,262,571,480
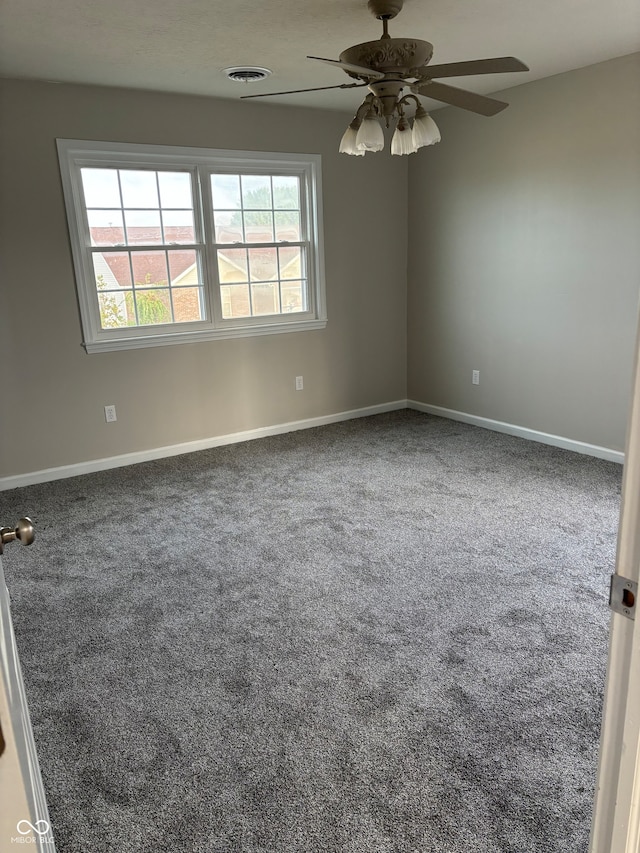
609,574,637,620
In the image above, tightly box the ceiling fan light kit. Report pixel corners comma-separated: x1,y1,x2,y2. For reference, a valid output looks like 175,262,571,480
339,124,366,155
355,111,386,152
390,116,417,155
240,0,529,156
340,91,440,155
412,106,441,147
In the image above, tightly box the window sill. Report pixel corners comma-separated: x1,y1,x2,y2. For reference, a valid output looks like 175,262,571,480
82,318,328,353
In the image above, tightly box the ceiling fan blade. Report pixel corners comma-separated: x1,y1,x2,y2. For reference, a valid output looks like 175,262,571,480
417,56,529,79
240,82,368,99
412,80,508,116
307,56,385,80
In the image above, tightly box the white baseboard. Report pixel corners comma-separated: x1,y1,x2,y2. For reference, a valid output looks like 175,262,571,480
1,398,623,490
0,400,407,491
407,400,625,464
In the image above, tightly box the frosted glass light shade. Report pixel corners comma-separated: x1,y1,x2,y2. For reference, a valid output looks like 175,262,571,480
391,121,417,156
339,125,365,156
412,112,441,148
355,116,385,152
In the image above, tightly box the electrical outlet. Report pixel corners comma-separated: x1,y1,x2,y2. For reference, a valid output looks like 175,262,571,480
472,370,480,386
104,404,117,423
295,376,304,391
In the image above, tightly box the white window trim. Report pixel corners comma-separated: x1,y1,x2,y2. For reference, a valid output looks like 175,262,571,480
57,139,327,353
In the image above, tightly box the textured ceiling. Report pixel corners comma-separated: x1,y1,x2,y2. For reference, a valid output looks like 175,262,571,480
1,0,639,113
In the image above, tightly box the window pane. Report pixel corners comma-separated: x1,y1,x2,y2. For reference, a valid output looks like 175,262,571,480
125,210,162,245
214,211,243,243
134,289,172,325
221,284,251,319
241,175,272,209
131,251,169,288
81,168,121,208
88,210,125,246
168,250,198,285
120,170,159,208
172,287,204,323
278,246,302,279
158,172,192,209
93,251,132,288
275,210,301,242
248,248,277,282
244,210,273,243
162,210,195,243
281,280,306,313
218,249,248,283
211,174,241,210
98,291,132,328
273,176,299,209
251,283,280,316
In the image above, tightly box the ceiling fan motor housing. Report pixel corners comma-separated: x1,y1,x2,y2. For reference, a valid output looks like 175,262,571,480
339,39,433,77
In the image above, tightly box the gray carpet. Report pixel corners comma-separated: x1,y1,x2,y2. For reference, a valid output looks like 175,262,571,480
0,411,621,852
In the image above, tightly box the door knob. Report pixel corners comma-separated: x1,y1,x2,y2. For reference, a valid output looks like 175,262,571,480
0,518,35,554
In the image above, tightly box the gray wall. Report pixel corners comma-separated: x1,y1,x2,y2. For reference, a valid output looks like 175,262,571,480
407,53,640,452
0,80,408,478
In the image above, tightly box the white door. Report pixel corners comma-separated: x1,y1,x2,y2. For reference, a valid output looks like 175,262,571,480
0,522,55,851
590,305,640,852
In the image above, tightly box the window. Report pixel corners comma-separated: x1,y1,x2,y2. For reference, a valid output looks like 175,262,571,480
57,140,326,352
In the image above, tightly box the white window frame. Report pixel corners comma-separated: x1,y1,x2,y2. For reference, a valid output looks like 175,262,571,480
57,139,327,353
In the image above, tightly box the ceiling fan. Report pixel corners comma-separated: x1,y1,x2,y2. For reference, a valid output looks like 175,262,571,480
241,0,529,155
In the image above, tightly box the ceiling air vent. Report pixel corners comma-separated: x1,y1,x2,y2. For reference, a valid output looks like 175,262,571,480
224,67,272,83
